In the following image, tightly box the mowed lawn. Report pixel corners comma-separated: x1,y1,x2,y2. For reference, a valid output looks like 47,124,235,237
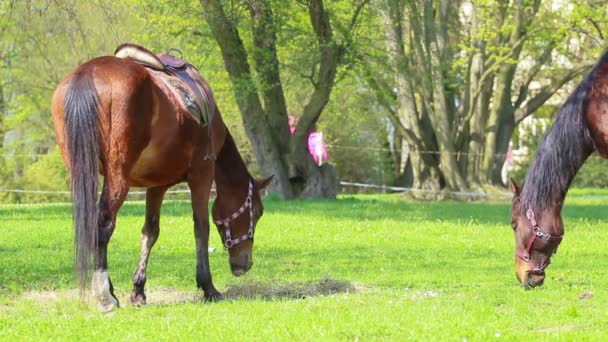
1,191,608,340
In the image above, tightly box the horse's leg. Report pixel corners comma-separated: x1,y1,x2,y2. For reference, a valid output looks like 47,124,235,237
130,186,169,306
188,174,222,301
92,178,129,312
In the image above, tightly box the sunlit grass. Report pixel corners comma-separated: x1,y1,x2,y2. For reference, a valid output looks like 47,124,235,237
1,189,608,340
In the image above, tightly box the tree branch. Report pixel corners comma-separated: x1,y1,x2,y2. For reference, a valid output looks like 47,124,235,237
295,0,342,139
514,63,593,124
513,40,557,108
348,0,371,32
588,17,605,41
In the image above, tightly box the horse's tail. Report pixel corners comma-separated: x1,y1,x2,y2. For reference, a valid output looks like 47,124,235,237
63,70,101,291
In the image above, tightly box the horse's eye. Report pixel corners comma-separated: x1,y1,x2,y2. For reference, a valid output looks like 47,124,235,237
511,222,517,230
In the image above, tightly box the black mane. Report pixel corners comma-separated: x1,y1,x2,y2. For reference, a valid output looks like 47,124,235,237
214,128,253,192
520,52,608,214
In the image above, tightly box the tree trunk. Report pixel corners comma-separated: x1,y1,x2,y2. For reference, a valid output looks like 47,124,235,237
249,0,290,152
0,81,4,144
482,64,517,184
201,0,353,199
286,0,343,198
423,0,467,191
481,0,527,185
200,0,294,198
465,51,491,188
382,0,441,197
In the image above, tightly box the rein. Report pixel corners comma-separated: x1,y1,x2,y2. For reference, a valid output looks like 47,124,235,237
517,208,563,271
213,181,254,249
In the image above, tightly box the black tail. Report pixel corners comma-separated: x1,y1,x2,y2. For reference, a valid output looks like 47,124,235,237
63,70,100,290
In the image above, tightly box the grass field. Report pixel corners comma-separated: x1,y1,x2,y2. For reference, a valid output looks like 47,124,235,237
1,191,608,340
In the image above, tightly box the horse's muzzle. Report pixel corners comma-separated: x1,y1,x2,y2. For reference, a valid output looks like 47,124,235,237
516,270,545,289
230,252,252,277
515,256,546,289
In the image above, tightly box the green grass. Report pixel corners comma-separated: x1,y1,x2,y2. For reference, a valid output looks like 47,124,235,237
2,190,608,340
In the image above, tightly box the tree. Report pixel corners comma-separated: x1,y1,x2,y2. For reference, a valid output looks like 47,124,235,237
199,0,370,198
3,0,607,203
368,0,605,196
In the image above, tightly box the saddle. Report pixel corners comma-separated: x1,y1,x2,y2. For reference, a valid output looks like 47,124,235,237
114,43,214,127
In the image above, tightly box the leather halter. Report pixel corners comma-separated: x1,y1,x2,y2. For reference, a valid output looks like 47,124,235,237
517,208,563,271
213,181,255,249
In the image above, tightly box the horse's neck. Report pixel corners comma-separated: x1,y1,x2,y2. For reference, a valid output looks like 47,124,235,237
214,130,251,195
522,109,594,214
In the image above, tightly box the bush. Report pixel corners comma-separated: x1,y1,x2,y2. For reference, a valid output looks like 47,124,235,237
19,148,70,203
572,154,608,188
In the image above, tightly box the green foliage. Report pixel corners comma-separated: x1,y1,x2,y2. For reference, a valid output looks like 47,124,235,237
322,77,394,185
572,155,608,188
2,195,608,339
20,148,69,203
2,0,608,202
0,148,68,204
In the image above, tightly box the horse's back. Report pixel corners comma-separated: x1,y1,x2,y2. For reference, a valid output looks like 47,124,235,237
52,56,154,131
52,55,222,188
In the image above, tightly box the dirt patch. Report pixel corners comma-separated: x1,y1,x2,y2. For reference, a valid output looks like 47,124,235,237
536,324,579,333
20,288,202,306
19,277,362,306
22,289,83,303
223,277,361,300
143,288,202,305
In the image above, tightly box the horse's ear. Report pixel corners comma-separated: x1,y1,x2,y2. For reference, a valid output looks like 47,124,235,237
257,175,274,190
510,178,521,196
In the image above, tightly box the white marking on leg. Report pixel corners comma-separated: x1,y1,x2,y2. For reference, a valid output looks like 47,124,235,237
138,235,151,269
134,234,154,281
92,270,118,312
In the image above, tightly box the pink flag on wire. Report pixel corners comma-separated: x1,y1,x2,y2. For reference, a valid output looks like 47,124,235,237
308,131,328,166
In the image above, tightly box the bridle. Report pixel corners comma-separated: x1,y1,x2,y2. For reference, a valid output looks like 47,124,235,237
213,181,255,249
517,208,563,272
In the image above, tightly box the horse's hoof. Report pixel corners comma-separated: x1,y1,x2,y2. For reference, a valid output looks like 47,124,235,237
204,292,224,303
97,296,119,313
129,292,147,306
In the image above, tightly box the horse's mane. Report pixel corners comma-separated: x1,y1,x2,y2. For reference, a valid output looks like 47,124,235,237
214,128,253,190
519,52,608,214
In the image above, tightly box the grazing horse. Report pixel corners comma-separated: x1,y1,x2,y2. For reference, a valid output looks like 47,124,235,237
51,45,271,312
510,50,608,289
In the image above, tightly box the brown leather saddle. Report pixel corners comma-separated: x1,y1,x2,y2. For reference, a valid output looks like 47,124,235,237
114,43,213,127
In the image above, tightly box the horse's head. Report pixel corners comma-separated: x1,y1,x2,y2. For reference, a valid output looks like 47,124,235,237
212,176,273,276
510,180,563,289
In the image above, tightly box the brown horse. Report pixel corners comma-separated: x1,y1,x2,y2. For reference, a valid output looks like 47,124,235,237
51,46,271,312
510,50,608,289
